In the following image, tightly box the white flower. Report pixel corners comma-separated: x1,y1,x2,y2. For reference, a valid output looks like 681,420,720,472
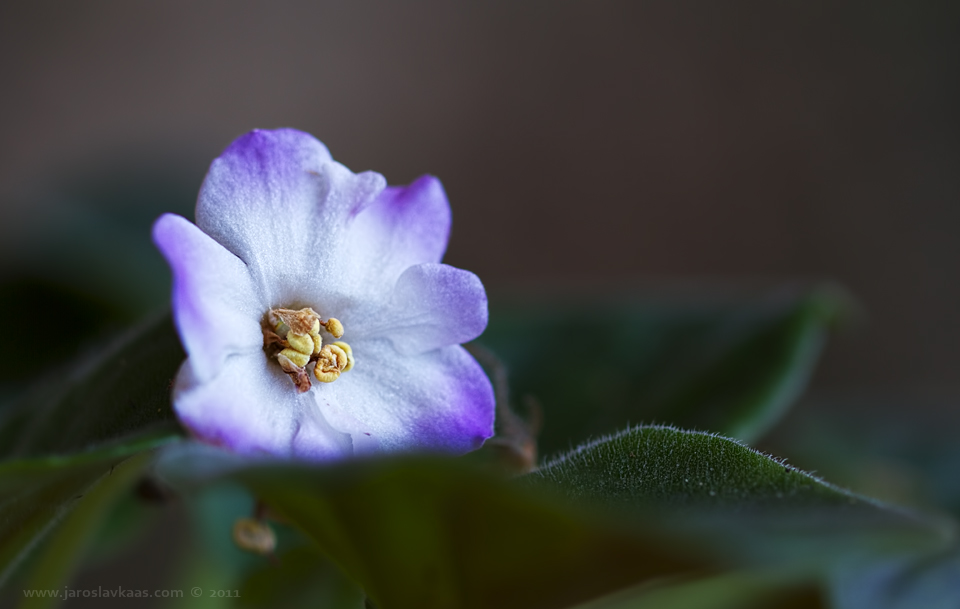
153,129,494,460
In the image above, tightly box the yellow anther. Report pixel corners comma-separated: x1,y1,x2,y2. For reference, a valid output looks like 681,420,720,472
279,348,310,369
308,319,323,356
313,366,340,383
286,332,314,356
327,343,348,370
232,518,276,555
332,341,354,372
323,317,344,339
314,343,347,383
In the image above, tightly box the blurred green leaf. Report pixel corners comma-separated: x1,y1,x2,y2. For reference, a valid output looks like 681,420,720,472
156,443,712,609
17,451,155,609
0,278,121,392
571,571,824,609
831,543,960,609
762,397,960,518
0,311,184,459
162,482,265,609
0,433,176,591
156,419,956,609
236,546,365,609
759,401,960,608
159,474,363,609
478,286,848,454
82,479,166,565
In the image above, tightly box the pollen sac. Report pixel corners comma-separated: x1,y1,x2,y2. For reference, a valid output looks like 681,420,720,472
308,319,323,355
314,343,348,383
286,332,314,356
332,341,354,372
279,348,310,369
323,317,344,339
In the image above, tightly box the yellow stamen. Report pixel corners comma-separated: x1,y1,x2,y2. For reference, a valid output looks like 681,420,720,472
323,317,344,339
332,341,354,372
279,348,310,369
286,332,314,356
265,307,354,390
314,343,347,383
313,367,340,383
308,319,323,355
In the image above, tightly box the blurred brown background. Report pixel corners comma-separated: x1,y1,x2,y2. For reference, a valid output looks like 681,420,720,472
0,0,958,394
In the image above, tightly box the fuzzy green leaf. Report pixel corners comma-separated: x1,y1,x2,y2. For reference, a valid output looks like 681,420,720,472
530,426,948,571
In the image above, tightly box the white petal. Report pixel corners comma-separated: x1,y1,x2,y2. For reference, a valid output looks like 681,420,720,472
338,174,452,300
173,352,352,460
152,213,263,382
194,129,386,306
353,263,488,355
313,339,495,455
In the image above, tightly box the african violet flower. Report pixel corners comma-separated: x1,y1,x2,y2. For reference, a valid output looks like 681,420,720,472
153,129,494,460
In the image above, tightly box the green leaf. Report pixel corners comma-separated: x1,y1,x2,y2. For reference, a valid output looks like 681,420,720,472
156,469,361,609
831,543,960,609
478,287,847,453
17,450,155,609
763,398,960,519
156,421,953,609
235,546,365,609
0,311,185,459
162,482,266,609
571,571,825,609
767,400,960,607
529,426,948,570
0,278,123,392
156,443,714,609
0,433,176,590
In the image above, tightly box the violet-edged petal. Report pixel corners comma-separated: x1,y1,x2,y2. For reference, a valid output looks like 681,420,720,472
352,263,488,355
315,340,495,455
340,174,452,299
174,353,352,460
195,128,386,306
153,213,264,383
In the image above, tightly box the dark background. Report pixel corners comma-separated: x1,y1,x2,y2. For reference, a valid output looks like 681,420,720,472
1,1,958,398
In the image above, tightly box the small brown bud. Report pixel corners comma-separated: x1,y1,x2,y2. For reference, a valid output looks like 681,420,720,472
232,518,276,555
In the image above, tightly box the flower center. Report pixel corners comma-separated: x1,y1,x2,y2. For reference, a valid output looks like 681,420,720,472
262,307,355,393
